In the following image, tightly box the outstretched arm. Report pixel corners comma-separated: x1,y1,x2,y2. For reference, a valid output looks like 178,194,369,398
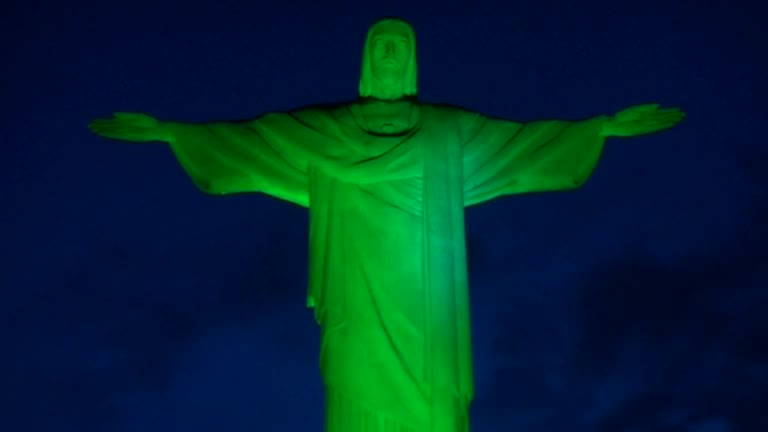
88,111,322,207
461,103,684,206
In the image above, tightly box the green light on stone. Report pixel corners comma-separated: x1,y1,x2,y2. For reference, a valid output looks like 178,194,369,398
89,17,684,432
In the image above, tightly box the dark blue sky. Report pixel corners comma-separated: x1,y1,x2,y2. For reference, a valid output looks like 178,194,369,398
2,1,766,431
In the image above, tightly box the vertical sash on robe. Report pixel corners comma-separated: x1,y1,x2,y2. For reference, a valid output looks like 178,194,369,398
421,107,473,432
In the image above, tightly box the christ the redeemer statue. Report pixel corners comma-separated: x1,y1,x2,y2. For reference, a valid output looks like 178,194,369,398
89,17,684,432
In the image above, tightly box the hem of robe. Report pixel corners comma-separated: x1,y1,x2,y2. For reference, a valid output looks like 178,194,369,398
325,387,417,432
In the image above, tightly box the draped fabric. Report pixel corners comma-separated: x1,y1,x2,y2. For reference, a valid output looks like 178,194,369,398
167,102,607,431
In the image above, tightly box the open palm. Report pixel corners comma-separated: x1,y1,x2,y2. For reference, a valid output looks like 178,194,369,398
603,104,685,138
88,112,166,143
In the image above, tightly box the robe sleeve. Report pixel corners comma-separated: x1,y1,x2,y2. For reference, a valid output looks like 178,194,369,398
166,108,341,207
461,112,609,207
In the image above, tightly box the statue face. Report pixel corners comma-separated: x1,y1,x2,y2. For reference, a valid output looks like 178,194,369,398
369,21,411,85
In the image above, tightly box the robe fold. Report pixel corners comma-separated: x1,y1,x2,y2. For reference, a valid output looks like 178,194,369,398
167,102,607,432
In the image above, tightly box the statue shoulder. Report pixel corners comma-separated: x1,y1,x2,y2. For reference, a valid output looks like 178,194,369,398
257,101,353,127
416,103,487,128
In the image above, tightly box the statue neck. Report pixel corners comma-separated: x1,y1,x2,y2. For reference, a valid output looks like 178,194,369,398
369,78,406,100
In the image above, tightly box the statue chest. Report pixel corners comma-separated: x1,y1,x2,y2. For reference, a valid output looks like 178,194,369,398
351,101,419,135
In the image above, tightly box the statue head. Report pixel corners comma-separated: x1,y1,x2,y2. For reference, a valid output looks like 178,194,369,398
358,18,418,101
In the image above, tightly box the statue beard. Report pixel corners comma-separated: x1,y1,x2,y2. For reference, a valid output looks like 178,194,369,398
370,73,406,101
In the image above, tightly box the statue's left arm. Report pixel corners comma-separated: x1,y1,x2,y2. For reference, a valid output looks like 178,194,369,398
460,104,684,206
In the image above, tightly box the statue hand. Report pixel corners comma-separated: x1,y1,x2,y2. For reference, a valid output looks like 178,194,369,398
601,104,685,138
88,112,169,143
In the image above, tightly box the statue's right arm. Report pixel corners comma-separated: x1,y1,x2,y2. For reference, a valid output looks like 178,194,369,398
90,111,311,206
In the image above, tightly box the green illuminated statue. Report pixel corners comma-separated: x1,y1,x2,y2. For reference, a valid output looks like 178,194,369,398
90,18,684,432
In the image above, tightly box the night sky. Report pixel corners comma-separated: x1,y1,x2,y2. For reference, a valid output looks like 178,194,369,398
3,1,767,431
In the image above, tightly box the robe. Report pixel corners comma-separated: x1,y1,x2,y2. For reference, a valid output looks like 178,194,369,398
167,101,607,432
